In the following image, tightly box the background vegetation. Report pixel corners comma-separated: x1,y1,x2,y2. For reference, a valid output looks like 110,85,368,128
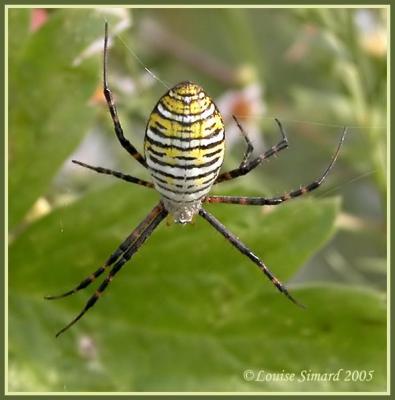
8,7,387,392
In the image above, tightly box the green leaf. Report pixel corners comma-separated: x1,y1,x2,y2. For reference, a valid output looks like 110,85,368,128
9,182,385,391
8,9,120,228
8,8,30,68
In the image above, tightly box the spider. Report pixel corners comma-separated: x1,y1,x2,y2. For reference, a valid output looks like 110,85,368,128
45,23,346,337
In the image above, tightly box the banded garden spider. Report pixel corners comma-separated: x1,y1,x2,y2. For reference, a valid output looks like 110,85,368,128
46,23,346,337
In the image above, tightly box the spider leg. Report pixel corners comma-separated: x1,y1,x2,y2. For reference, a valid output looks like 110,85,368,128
206,127,347,205
103,22,147,169
215,118,288,185
72,160,154,188
45,202,164,300
199,208,304,307
232,115,254,169
54,202,168,337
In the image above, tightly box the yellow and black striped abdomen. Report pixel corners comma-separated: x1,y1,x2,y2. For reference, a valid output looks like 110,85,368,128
144,81,225,223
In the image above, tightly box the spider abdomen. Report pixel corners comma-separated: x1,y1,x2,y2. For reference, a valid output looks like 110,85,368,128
144,81,225,223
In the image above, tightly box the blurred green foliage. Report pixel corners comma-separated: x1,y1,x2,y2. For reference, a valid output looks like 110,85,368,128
8,7,387,392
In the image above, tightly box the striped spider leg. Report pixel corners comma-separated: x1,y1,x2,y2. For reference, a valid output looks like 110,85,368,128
201,125,346,303
206,125,347,205
102,21,147,168
72,22,151,185
45,203,168,337
232,115,254,169
215,117,289,185
199,208,303,306
71,159,154,188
